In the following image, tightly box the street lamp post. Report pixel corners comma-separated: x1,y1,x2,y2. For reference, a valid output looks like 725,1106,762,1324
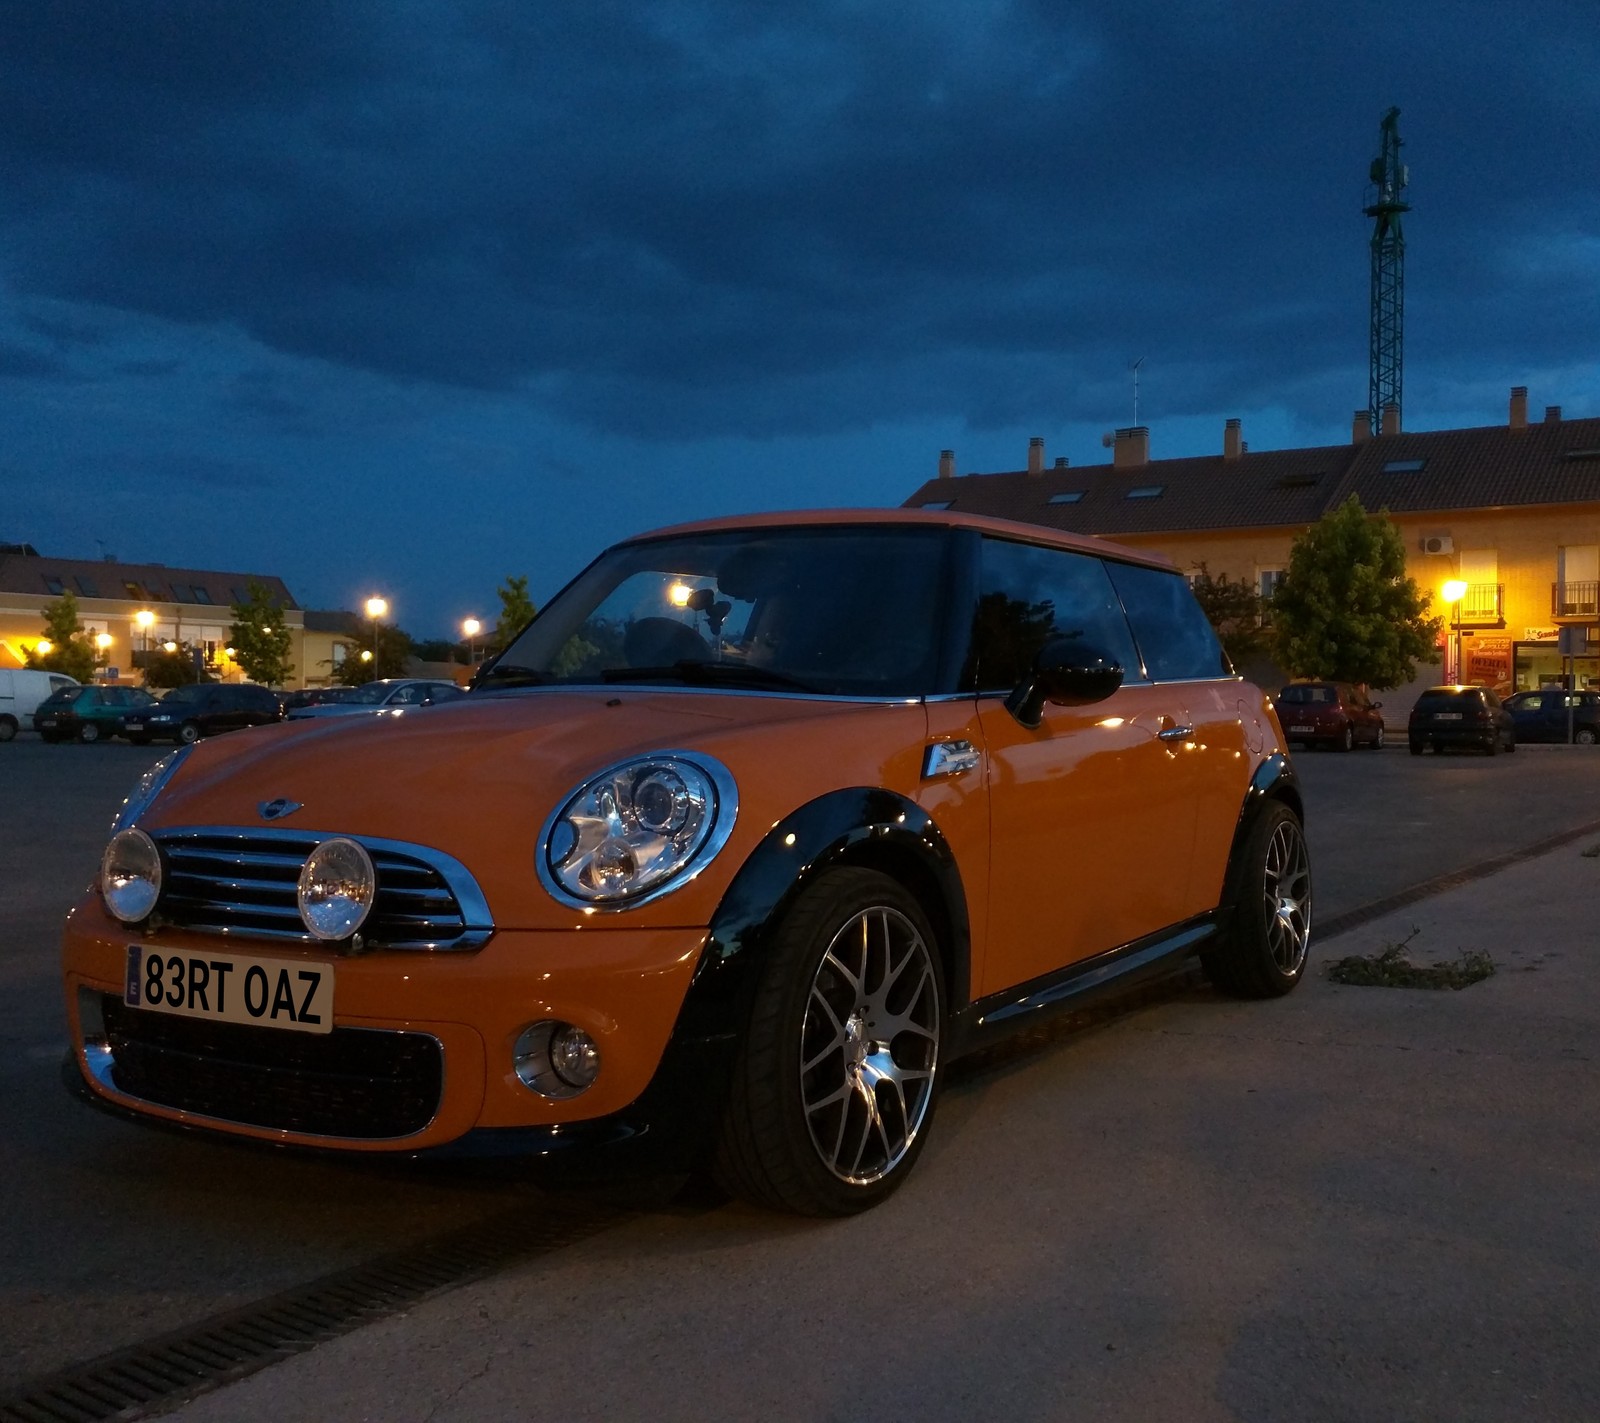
1442,579,1468,684
462,617,481,667
135,609,154,655
364,596,388,673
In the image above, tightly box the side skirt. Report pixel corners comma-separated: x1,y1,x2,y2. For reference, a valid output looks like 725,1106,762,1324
947,914,1219,1060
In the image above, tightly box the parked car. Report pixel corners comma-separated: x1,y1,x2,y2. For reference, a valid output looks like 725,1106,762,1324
33,685,157,743
1408,685,1516,755
63,511,1310,1216
1275,681,1386,751
1502,690,1600,745
284,677,464,719
121,683,284,745
0,668,79,741
277,686,359,714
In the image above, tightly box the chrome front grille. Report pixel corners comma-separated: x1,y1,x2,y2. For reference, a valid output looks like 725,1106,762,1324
150,827,494,949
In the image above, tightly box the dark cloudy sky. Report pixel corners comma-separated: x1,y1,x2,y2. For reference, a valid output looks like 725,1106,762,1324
3,2,1597,639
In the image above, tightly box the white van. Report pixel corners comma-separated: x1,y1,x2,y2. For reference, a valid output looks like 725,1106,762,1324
0,669,80,741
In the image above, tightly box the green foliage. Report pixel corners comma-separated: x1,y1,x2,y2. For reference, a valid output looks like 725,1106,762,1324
337,623,411,684
144,643,207,689
489,575,537,654
228,581,294,687
1188,563,1267,668
24,591,97,682
410,637,464,665
1326,928,1495,990
1270,496,1443,689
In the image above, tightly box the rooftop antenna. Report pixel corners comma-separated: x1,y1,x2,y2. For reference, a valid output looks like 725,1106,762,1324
1131,356,1146,427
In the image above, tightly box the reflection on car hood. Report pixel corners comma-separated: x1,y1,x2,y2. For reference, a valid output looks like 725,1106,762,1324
138,688,929,930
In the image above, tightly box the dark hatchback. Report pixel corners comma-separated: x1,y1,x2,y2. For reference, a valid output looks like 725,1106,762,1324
1502,690,1600,745
1408,686,1516,755
122,683,284,745
33,686,157,743
1275,681,1386,751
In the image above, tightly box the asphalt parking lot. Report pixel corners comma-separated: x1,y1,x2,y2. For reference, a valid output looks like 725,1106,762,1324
5,736,1600,1421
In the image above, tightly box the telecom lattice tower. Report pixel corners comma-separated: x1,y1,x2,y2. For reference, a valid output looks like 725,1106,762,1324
1365,107,1410,427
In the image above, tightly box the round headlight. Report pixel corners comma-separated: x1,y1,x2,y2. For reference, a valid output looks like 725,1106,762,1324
102,828,162,923
297,837,377,941
539,752,737,908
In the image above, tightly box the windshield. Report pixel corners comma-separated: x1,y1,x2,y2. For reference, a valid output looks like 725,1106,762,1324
160,684,206,704
486,525,952,697
346,682,397,704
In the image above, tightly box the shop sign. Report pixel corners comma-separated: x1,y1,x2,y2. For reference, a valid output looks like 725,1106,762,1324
1467,636,1512,695
1524,627,1559,642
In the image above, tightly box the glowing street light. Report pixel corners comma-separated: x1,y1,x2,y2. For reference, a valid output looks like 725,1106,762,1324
1442,579,1468,684
95,633,113,651
135,609,154,652
462,616,481,664
36,640,52,656
364,596,388,664
163,641,178,654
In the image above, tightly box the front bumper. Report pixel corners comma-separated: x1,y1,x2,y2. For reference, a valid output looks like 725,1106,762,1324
62,897,715,1161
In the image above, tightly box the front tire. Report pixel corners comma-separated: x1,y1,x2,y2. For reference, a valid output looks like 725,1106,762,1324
1202,801,1312,999
1337,723,1354,752
78,722,103,744
714,867,944,1216
1371,724,1386,750
1576,728,1597,746
1409,738,1424,755
0,715,16,743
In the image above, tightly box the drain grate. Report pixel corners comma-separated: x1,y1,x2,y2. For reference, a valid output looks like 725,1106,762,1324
0,1199,627,1423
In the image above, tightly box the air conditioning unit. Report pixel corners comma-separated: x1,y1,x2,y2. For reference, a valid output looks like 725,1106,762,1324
1420,535,1454,555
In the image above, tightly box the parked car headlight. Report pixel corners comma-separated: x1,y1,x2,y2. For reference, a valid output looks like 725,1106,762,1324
102,828,163,923
110,746,193,833
539,752,737,908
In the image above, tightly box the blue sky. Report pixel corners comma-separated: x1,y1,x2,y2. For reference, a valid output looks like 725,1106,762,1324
3,1,1597,638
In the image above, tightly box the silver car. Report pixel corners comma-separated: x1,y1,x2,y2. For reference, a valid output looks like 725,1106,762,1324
285,678,464,720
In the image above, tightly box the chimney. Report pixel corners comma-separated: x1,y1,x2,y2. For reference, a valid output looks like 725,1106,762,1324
1381,403,1401,437
938,449,956,479
1545,405,1562,424
1353,410,1371,444
1027,436,1045,475
1223,418,1242,462
1509,386,1528,431
1054,456,1069,468
1112,426,1149,469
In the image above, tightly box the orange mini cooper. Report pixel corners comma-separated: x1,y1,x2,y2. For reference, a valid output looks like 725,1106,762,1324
63,510,1310,1215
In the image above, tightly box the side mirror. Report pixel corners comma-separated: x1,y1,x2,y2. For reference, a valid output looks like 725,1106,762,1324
1005,638,1125,729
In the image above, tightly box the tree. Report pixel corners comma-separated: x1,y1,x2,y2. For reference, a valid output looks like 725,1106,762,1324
1270,495,1443,688
489,575,537,655
144,643,207,689
337,623,411,684
1188,564,1269,669
228,580,294,686
24,591,97,683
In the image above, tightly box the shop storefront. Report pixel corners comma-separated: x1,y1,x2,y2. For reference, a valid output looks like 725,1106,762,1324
1511,628,1600,691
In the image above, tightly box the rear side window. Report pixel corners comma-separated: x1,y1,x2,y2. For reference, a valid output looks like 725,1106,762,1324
1279,685,1333,705
965,538,1143,691
1104,561,1233,682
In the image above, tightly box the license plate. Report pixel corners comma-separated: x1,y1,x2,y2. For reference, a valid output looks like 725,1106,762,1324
124,945,334,1034
38,717,57,728
1289,725,1314,734
1435,713,1462,721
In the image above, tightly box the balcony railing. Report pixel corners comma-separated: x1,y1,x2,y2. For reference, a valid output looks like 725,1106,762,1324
1552,581,1599,618
1458,582,1503,623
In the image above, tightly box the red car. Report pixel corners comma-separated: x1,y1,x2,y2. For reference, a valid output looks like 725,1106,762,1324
1275,682,1386,751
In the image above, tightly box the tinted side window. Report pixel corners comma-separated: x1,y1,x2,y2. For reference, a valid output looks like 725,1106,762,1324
965,538,1143,691
1104,561,1232,682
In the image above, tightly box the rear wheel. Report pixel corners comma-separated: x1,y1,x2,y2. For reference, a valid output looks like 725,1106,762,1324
0,715,16,742
1486,733,1499,756
1576,727,1597,746
1337,723,1354,753
78,722,103,744
714,867,944,1216
1202,801,1312,999
1408,739,1424,755
178,721,201,744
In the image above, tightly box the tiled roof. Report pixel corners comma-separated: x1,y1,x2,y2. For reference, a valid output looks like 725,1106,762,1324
905,414,1600,533
0,553,298,609
303,609,364,635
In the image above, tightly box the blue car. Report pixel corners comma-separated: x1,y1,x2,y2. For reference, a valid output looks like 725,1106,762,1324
1502,690,1600,745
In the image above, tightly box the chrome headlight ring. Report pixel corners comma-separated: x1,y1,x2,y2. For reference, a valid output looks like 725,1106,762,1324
536,751,738,911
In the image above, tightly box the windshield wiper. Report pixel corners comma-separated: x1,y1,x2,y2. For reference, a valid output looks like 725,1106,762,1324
476,664,549,689
600,660,818,693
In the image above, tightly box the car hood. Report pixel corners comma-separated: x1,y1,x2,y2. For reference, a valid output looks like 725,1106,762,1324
140,688,931,930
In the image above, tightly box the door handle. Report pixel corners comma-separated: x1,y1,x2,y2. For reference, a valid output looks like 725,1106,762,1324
1158,723,1195,742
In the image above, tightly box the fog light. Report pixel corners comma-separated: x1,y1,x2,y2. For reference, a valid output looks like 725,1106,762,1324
513,1020,602,1099
297,837,376,941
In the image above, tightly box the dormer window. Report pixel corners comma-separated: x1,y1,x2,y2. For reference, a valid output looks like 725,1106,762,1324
1048,491,1084,505
1382,458,1426,473
1125,486,1164,499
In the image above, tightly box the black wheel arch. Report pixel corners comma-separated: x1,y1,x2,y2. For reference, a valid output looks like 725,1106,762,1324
1220,754,1304,913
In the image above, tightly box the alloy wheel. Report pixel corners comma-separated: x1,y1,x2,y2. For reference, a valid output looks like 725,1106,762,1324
800,906,940,1186
1261,819,1312,975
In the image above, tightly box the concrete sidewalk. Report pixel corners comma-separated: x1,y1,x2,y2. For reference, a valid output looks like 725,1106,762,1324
168,837,1600,1423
